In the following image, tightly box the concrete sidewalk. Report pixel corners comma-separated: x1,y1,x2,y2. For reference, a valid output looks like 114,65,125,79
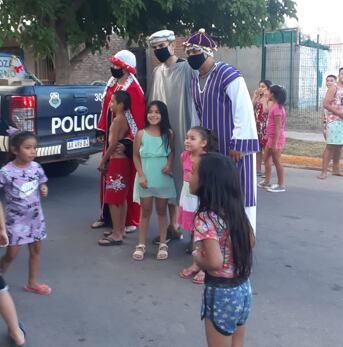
285,131,324,143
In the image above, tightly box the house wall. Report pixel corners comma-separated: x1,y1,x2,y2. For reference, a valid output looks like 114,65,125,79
68,36,128,85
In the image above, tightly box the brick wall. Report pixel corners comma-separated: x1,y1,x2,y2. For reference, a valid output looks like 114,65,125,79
69,35,128,84
67,34,261,94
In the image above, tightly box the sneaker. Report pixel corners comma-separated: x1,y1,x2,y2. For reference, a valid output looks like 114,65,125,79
91,218,105,229
257,180,271,189
266,184,286,192
152,225,182,245
124,225,137,233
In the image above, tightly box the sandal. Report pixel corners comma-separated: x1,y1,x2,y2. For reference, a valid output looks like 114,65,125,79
156,243,168,260
103,231,126,238
179,266,199,279
132,244,146,261
98,236,123,246
192,270,205,285
23,283,51,295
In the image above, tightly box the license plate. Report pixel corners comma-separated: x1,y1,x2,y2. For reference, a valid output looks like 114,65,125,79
66,136,90,150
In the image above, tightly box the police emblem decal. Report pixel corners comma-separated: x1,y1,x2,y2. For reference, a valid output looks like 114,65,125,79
49,92,61,109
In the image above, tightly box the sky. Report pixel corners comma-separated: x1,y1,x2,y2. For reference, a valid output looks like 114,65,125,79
287,0,342,43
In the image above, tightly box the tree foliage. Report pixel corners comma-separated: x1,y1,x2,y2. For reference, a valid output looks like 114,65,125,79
0,0,297,57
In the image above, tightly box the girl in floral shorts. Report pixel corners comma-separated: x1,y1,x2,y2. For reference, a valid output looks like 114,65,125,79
189,153,255,345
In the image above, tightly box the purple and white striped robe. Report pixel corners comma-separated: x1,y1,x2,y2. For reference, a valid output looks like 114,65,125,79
191,62,259,208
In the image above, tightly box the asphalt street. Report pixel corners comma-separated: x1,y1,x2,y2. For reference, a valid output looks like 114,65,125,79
0,154,342,347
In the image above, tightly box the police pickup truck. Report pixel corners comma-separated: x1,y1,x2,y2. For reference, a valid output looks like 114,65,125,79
0,53,103,176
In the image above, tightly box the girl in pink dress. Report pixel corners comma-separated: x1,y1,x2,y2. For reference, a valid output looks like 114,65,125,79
258,85,287,192
178,127,218,284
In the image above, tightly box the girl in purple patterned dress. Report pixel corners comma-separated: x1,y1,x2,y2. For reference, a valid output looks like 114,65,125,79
0,131,51,295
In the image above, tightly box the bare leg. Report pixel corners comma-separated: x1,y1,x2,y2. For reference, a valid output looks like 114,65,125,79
205,318,232,347
120,201,127,237
156,198,168,244
256,151,262,173
232,325,246,347
271,149,284,186
138,197,153,245
263,148,272,184
108,204,124,241
0,246,21,274
168,203,178,230
332,145,342,175
0,290,25,345
27,241,42,288
318,145,333,179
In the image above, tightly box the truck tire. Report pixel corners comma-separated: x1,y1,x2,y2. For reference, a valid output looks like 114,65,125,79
43,160,79,177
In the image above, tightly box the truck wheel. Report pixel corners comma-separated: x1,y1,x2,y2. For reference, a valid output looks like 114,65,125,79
43,160,79,177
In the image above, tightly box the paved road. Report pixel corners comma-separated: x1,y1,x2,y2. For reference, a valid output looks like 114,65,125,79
0,154,342,347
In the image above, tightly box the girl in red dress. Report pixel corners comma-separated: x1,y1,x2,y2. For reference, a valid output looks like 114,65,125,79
252,79,272,176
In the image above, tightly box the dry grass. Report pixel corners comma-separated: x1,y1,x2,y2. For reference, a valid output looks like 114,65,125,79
283,138,325,158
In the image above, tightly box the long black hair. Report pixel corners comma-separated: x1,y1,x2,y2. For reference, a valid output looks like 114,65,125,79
8,131,37,162
145,100,172,151
190,126,219,152
195,152,252,278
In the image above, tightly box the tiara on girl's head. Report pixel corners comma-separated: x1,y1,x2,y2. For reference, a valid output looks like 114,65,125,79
6,126,21,136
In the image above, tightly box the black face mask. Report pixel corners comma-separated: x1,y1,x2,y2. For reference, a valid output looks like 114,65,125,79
110,67,124,79
154,46,171,63
187,53,206,70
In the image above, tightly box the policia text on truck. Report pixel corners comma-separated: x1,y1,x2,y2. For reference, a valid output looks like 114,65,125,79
0,53,103,176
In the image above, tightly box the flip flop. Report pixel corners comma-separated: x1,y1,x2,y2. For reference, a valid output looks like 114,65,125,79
192,271,205,285
179,267,199,279
103,231,126,239
98,236,123,246
332,172,343,177
23,283,51,295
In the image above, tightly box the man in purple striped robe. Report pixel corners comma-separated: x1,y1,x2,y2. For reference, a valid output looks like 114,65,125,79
184,29,259,233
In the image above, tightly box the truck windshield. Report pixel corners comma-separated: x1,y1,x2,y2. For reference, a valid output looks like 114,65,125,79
0,55,27,80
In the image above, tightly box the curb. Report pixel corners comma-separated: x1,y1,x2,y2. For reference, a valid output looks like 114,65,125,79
281,154,322,170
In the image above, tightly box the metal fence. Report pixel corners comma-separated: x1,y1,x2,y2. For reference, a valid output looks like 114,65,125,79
261,29,343,132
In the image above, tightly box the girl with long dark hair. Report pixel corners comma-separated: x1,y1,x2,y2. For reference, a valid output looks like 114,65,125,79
258,84,287,192
190,153,255,346
178,126,218,285
132,101,176,261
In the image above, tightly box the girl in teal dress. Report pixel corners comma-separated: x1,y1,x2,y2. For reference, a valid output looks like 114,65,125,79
132,101,176,261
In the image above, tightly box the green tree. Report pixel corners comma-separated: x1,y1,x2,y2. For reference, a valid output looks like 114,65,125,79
0,0,296,83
